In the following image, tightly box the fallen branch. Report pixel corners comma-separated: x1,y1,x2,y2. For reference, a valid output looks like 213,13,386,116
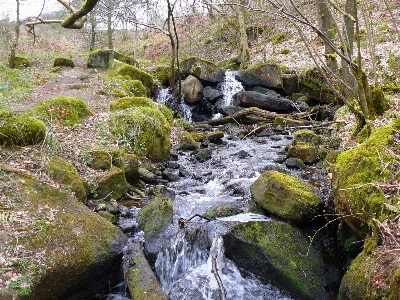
207,107,285,125
178,214,211,228
211,254,226,300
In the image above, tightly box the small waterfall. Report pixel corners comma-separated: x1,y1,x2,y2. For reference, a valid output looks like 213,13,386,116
221,70,244,106
178,98,194,123
156,88,193,123
155,225,209,293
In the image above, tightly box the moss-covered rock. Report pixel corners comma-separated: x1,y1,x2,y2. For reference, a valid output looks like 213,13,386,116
250,170,322,224
287,144,319,164
47,156,87,202
172,118,194,132
107,78,147,98
204,204,241,219
236,64,283,89
110,107,171,161
113,65,154,90
88,49,114,69
138,167,157,183
369,86,390,116
207,130,224,142
339,241,400,300
292,129,322,146
332,117,400,236
89,150,112,170
137,197,173,238
154,64,173,86
180,56,225,83
191,131,207,142
123,243,168,300
9,56,31,69
110,97,155,111
298,68,335,103
96,167,130,200
28,96,92,126
0,115,46,146
181,75,204,104
274,117,305,127
113,153,139,184
97,211,117,224
53,57,75,68
0,173,126,299
177,131,199,151
223,221,329,300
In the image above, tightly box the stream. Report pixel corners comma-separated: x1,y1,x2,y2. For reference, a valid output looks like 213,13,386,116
106,72,338,299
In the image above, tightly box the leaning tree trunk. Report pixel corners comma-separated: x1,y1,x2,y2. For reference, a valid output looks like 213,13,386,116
9,0,20,68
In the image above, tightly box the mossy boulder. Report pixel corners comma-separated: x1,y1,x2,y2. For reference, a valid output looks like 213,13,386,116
106,77,147,98
369,86,390,116
98,211,118,224
110,97,155,111
292,129,322,146
0,115,46,146
113,65,154,90
113,153,139,183
223,221,329,300
28,96,92,126
180,56,225,83
177,131,199,151
287,144,319,164
138,167,157,183
154,64,174,86
204,204,241,219
110,107,171,161
332,117,400,236
172,118,194,132
236,64,283,89
53,57,75,68
47,156,87,202
339,240,400,300
88,49,137,69
250,170,322,224
96,167,130,200
89,150,112,170
298,68,335,103
123,243,168,300
207,130,224,142
0,173,127,299
9,56,31,69
191,131,207,142
137,197,173,238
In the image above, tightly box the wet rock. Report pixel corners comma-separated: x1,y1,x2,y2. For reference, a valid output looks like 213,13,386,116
179,168,190,177
182,75,204,104
250,170,322,224
123,242,168,300
138,168,157,183
113,153,139,184
294,100,310,112
256,128,274,137
285,157,306,169
234,90,294,113
162,170,180,182
282,73,298,95
218,105,243,116
223,221,329,300
204,204,241,219
96,167,130,200
207,130,224,142
192,148,213,162
118,219,138,234
167,161,180,169
180,56,225,83
203,86,223,102
232,149,250,159
170,151,179,161
194,123,212,131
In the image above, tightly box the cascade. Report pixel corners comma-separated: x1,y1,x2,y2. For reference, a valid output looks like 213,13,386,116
157,88,194,123
220,70,244,106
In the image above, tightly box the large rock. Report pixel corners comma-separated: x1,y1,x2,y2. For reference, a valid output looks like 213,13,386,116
47,156,87,202
332,117,400,236
28,95,92,126
287,144,319,164
339,239,400,300
0,114,46,146
113,153,139,184
177,131,199,151
250,170,322,224
223,221,329,300
233,90,294,113
96,167,130,200
298,68,335,103
181,57,225,83
0,173,127,299
114,65,154,90
236,64,283,89
53,57,75,68
123,243,168,300
110,106,171,161
181,75,204,104
87,49,137,69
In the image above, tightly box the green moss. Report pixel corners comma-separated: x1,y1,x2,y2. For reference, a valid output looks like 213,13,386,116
250,170,321,224
96,166,130,200
205,204,241,219
287,144,319,164
274,117,305,127
280,48,290,54
369,86,390,116
112,65,154,90
177,131,198,151
27,96,92,126
292,129,322,146
89,150,111,170
110,107,171,161
137,197,173,237
110,97,155,111
272,32,287,45
0,115,46,146
332,117,400,235
47,156,87,201
357,125,369,143
9,56,31,69
53,57,75,68
227,221,327,298
172,118,194,132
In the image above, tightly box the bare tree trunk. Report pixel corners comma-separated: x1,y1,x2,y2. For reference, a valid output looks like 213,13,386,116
237,4,250,69
89,12,97,51
167,0,177,97
9,0,20,68
107,6,113,49
316,0,338,72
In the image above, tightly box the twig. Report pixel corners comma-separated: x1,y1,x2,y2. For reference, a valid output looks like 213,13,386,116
288,120,345,130
211,254,226,300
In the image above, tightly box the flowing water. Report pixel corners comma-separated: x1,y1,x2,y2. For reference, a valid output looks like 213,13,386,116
220,70,244,106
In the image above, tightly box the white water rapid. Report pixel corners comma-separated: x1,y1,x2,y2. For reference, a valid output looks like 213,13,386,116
220,70,244,106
